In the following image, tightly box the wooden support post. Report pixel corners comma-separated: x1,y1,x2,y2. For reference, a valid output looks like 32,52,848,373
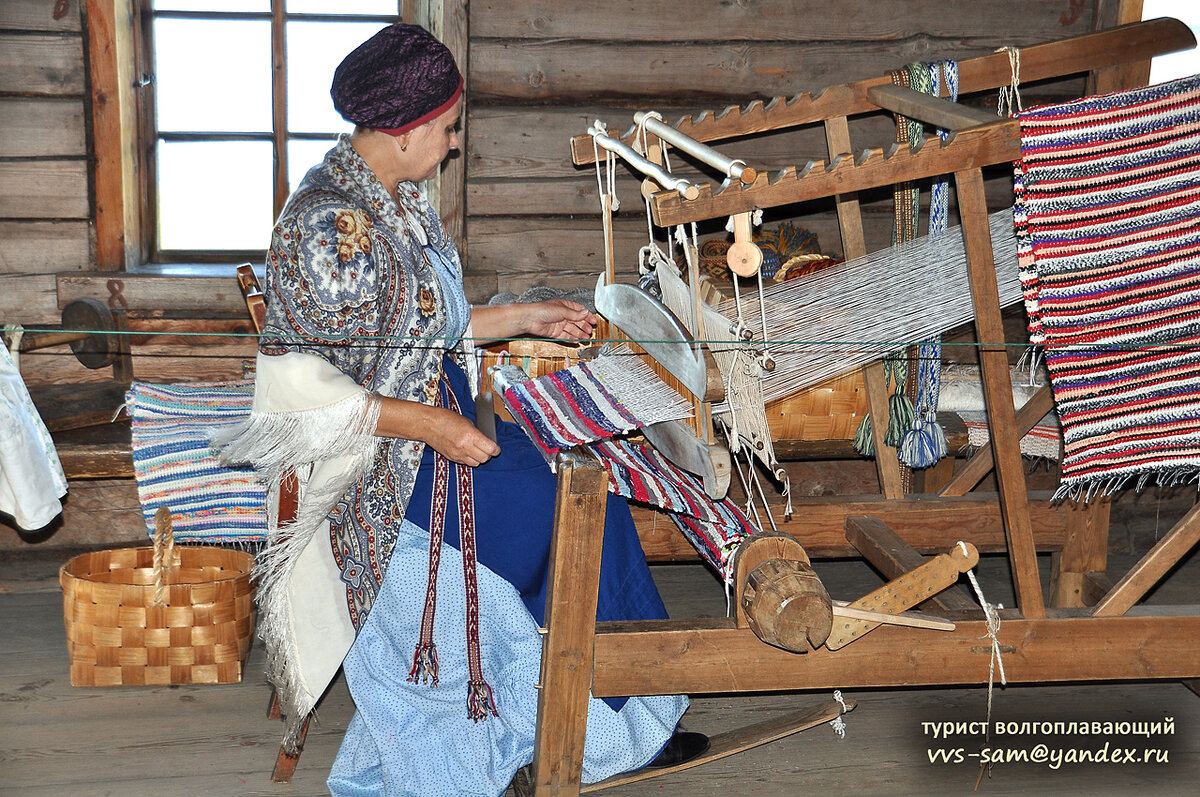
531,450,609,797
954,167,1045,617
1094,503,1200,617
824,115,905,500
1049,499,1110,608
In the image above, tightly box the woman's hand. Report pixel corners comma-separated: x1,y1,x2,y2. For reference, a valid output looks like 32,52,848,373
375,396,499,467
522,299,597,341
470,300,597,345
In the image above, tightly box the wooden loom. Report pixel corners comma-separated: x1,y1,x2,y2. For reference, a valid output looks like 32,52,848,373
524,18,1200,795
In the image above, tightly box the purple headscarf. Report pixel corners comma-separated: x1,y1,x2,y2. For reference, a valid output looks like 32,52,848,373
331,23,463,136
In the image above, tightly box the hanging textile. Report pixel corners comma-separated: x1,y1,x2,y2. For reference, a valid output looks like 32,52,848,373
1013,73,1200,498
126,380,267,544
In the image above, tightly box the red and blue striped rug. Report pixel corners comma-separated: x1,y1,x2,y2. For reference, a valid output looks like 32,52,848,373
1014,73,1200,497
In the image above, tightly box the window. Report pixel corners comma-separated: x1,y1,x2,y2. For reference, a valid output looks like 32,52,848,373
145,0,405,261
1144,0,1200,83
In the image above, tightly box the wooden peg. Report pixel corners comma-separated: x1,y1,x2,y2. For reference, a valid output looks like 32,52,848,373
726,212,763,277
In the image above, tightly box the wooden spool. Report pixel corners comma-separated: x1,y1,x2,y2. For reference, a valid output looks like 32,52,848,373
735,533,833,653
19,298,119,370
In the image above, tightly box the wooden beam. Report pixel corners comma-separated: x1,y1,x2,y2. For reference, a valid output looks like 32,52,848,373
651,121,1021,227
1050,500,1111,608
1094,503,1200,617
588,613,1200,696
85,0,141,270
418,0,468,252
954,167,1044,618
634,493,1070,561
1089,0,1150,95
532,450,609,797
867,84,997,130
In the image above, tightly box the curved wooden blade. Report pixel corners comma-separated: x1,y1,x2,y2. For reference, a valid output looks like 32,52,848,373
594,276,723,402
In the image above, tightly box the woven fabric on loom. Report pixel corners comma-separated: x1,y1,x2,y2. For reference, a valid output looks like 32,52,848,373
1013,74,1200,496
494,358,755,578
492,348,693,458
126,381,266,544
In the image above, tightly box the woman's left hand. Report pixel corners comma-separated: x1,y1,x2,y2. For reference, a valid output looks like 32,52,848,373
522,300,597,341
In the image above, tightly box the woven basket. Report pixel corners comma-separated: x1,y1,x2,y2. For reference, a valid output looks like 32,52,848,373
59,507,255,687
764,370,875,441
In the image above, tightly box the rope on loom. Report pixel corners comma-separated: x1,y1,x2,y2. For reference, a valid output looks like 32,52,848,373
829,689,850,739
996,46,1023,117
957,540,1006,779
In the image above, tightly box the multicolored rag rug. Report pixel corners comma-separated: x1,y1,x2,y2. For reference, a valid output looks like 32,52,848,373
1013,73,1200,497
126,381,266,544
495,353,755,578
492,347,693,458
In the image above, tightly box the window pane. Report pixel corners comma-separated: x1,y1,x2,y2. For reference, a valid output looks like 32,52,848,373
287,21,389,133
287,0,401,15
158,141,274,251
155,19,272,133
154,1,270,13
1144,0,1200,82
288,138,339,193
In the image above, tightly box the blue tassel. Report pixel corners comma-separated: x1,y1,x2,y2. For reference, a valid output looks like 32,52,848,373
899,410,949,469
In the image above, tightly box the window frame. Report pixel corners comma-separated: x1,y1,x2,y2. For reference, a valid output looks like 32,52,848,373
88,0,456,271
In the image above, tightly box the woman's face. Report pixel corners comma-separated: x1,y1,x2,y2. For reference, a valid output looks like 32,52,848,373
403,97,463,181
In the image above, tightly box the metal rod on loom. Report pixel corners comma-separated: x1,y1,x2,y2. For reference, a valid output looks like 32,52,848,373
633,111,758,185
587,124,701,199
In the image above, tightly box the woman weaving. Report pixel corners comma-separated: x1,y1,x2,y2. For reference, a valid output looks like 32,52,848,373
217,23,705,796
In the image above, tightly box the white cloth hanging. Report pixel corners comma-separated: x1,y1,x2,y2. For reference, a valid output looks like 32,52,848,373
0,344,67,530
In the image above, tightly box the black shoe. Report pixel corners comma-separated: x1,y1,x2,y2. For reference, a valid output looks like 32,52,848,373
648,731,710,768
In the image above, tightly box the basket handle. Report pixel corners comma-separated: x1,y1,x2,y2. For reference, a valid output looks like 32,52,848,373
152,506,175,607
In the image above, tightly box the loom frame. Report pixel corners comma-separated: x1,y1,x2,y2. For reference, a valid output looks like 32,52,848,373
531,18,1200,795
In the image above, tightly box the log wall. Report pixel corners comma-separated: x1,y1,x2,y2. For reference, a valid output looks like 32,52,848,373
464,0,1115,294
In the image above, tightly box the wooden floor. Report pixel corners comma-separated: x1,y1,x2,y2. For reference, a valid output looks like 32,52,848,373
3,488,1200,796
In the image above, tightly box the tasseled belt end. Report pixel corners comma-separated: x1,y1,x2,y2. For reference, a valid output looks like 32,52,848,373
407,642,440,687
467,679,499,722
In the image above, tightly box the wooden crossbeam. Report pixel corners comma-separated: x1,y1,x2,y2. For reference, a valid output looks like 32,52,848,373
588,613,1200,697
1093,503,1200,617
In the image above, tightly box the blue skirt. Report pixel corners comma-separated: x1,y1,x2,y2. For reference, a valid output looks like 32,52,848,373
328,358,687,796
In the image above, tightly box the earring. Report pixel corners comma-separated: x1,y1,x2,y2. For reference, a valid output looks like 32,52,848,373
401,143,407,152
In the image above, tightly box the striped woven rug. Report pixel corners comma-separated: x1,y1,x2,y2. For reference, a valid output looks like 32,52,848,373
126,381,266,544
494,356,755,577
1013,73,1200,497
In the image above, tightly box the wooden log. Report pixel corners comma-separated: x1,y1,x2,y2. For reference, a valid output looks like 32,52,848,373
742,559,833,652
0,33,84,95
0,161,89,219
0,98,86,158
470,0,1090,42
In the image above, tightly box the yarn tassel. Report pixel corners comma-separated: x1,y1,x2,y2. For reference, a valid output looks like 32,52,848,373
408,642,439,687
899,409,949,469
467,679,499,722
853,414,874,457
884,392,915,449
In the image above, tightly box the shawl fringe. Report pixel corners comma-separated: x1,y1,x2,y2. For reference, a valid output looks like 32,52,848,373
212,391,382,752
